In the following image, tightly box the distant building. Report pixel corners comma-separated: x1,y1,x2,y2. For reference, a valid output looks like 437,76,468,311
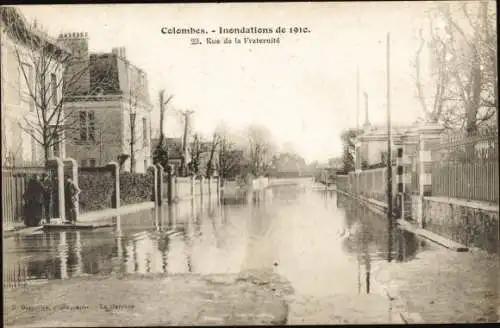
62,33,152,172
353,92,419,170
355,123,419,169
1,7,69,166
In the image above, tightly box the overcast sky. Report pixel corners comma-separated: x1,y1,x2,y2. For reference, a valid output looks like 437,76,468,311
17,2,447,163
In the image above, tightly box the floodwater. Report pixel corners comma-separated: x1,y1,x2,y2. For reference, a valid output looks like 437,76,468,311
3,182,431,298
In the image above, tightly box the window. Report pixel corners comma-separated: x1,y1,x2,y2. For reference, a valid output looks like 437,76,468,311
51,73,57,105
53,133,60,158
20,63,34,112
81,159,87,167
142,117,147,147
89,159,96,167
79,111,96,142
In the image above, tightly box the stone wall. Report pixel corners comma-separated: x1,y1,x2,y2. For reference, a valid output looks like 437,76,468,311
423,197,499,254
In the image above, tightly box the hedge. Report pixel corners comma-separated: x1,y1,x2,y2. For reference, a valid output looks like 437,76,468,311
78,170,114,213
119,169,154,205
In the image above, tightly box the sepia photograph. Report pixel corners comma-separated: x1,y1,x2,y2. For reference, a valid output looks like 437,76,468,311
1,1,498,326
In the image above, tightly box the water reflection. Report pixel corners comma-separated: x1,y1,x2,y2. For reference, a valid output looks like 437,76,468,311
5,184,425,299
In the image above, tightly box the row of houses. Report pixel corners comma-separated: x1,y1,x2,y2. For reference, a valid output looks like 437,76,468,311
1,7,187,173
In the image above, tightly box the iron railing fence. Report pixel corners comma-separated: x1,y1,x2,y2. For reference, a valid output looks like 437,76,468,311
430,129,498,203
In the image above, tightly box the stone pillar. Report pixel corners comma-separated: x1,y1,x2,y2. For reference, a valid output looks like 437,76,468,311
404,130,420,222
156,164,164,205
48,157,65,221
416,122,444,228
174,175,178,201
107,161,120,209
394,137,404,219
148,165,158,205
216,176,221,202
63,158,79,220
354,140,362,173
166,164,174,205
200,176,205,199
190,175,195,198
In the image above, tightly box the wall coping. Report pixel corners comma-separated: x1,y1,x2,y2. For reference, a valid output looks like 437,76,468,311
424,196,499,213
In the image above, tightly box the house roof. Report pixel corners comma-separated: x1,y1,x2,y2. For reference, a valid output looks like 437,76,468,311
87,53,151,105
0,7,72,57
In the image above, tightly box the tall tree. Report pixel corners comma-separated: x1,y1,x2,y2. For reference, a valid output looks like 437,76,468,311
245,124,277,176
152,90,173,169
205,132,219,178
340,128,362,174
0,7,113,165
178,109,194,176
413,1,497,133
188,133,201,175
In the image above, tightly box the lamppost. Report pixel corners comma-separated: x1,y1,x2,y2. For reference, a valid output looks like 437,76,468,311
130,110,137,173
386,32,393,263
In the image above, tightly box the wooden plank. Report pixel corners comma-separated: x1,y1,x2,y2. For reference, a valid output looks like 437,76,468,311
396,219,468,252
42,222,116,230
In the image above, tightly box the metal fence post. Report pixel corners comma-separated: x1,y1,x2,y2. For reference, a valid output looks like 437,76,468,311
107,162,120,209
156,164,164,205
166,164,173,205
149,165,158,205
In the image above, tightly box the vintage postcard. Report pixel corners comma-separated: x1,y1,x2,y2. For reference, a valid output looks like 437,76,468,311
1,1,498,326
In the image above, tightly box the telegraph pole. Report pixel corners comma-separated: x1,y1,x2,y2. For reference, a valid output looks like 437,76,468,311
356,64,360,131
386,32,393,263
180,109,194,176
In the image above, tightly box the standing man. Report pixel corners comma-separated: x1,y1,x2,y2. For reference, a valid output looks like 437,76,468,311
23,174,44,227
64,175,81,224
40,173,52,224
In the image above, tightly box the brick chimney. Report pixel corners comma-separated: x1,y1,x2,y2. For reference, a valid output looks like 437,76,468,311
57,32,89,59
57,32,90,95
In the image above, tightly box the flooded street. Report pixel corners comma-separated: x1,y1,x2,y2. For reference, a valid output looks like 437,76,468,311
4,182,499,324
4,183,428,298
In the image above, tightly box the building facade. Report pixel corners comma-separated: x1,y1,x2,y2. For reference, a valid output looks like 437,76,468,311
1,7,67,166
61,33,152,173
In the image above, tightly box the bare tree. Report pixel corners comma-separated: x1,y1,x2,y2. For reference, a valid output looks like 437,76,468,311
123,71,152,173
245,124,277,176
0,7,113,165
152,90,173,169
212,122,244,185
178,109,194,176
205,132,220,178
414,1,497,133
188,133,202,175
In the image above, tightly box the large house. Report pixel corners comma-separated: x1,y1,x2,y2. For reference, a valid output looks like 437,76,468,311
1,7,68,166
61,34,153,173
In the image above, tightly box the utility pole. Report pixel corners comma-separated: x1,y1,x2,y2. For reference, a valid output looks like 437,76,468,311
179,109,194,176
356,64,360,131
386,32,393,263
159,91,174,144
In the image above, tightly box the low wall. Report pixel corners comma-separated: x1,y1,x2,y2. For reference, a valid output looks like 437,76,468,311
119,170,154,206
78,167,114,213
423,197,499,254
